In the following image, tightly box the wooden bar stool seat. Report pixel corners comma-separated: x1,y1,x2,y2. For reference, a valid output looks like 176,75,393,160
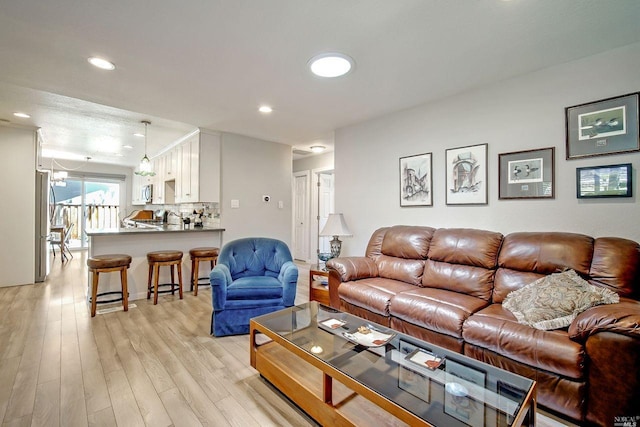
87,254,132,317
146,250,184,305
189,247,219,296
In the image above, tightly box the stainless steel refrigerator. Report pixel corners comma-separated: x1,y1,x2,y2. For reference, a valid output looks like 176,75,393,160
35,170,50,282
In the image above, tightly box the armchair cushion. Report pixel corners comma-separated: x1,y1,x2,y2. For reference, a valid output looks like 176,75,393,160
227,276,284,300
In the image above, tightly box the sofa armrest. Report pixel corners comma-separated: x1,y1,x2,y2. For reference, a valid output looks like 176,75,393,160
326,257,378,308
568,297,640,342
210,264,232,311
279,261,299,306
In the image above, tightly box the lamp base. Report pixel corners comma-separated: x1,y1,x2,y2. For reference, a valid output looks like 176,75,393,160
329,236,342,258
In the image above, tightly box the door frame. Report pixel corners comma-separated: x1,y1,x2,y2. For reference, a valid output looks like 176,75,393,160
292,171,311,262
312,167,334,261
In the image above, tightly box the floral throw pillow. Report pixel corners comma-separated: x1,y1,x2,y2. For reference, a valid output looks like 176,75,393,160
503,269,619,330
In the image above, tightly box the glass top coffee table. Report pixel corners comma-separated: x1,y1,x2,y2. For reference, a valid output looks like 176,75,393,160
250,302,536,427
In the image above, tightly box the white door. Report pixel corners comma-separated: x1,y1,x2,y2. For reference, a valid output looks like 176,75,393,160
293,173,309,261
318,172,334,253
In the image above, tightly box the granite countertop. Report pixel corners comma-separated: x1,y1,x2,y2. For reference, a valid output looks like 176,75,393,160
86,225,225,236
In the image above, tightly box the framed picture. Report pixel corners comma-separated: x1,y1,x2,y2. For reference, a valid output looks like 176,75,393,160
565,92,640,159
497,381,526,427
576,163,632,198
498,147,555,199
400,152,432,206
398,365,430,403
444,359,486,427
445,143,488,205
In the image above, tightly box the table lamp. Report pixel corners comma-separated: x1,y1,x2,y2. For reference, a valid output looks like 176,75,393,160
320,213,352,258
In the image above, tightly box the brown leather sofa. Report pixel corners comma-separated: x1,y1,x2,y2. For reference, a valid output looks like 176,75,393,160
326,225,640,426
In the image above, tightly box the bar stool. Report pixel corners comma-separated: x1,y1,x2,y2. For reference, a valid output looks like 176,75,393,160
146,250,184,305
87,254,132,317
189,247,219,296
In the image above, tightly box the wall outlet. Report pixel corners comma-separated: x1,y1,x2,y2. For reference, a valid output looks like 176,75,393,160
231,199,240,208
262,195,270,202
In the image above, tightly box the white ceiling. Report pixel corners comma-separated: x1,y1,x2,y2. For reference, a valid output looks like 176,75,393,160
1,0,640,167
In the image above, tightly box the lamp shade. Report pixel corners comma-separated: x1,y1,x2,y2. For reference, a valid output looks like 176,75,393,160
320,213,352,237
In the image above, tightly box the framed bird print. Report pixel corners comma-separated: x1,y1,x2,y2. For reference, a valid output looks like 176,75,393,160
499,147,555,199
565,92,640,159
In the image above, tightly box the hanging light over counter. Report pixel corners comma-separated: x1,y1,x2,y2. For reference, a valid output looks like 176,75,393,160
134,120,156,177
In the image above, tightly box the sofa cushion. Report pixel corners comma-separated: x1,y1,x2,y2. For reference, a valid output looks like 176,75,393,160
427,228,503,269
380,225,435,259
463,304,586,379
339,278,416,317
377,255,424,285
494,232,595,303
589,237,640,298
390,288,489,339
503,270,619,330
422,228,502,300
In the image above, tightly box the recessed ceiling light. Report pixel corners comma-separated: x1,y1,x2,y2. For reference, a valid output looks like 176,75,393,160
133,133,144,137
88,56,116,71
13,112,30,118
123,145,133,149
309,53,354,78
259,105,273,113
310,145,326,153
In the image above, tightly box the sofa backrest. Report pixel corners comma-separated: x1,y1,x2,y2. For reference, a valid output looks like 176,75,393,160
493,232,594,303
366,225,435,286
423,228,503,301
218,237,293,280
589,237,640,299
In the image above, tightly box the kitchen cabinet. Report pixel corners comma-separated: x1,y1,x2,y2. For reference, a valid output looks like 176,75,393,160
175,130,220,203
164,146,178,181
152,157,165,204
133,129,220,205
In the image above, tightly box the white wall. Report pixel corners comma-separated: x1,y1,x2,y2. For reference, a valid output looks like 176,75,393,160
220,133,293,245
0,125,37,286
335,42,640,256
293,151,334,173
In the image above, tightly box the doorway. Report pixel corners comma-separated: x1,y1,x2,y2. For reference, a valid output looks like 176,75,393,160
51,177,121,249
317,171,334,254
293,172,310,261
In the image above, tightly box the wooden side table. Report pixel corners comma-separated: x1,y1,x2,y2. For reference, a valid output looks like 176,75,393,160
309,265,330,306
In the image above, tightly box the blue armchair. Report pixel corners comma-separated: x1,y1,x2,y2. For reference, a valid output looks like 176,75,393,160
209,237,298,336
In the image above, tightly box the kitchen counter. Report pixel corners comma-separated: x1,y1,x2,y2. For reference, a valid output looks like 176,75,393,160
86,225,225,236
87,225,225,303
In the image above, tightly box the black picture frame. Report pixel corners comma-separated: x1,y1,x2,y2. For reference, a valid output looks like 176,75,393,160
565,92,640,159
576,163,632,199
400,152,433,207
498,147,555,199
445,143,488,205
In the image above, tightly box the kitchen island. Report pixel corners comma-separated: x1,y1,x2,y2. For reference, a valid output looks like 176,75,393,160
87,225,224,302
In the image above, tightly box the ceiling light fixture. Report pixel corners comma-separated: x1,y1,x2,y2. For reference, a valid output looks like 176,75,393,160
259,105,273,113
133,133,144,137
88,56,116,71
134,120,155,177
13,112,30,118
310,145,326,153
309,53,354,78
123,145,133,149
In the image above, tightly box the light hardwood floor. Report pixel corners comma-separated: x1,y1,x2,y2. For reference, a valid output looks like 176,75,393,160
1,252,571,427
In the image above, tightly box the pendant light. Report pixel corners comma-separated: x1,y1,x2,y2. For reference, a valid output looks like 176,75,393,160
134,120,156,176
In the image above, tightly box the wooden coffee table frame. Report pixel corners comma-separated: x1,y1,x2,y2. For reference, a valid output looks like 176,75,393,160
250,312,536,427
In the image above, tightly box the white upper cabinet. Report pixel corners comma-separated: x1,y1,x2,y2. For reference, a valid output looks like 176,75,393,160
141,129,220,205
175,130,220,203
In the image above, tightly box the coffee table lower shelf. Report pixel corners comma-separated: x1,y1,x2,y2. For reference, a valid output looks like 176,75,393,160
254,341,411,427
